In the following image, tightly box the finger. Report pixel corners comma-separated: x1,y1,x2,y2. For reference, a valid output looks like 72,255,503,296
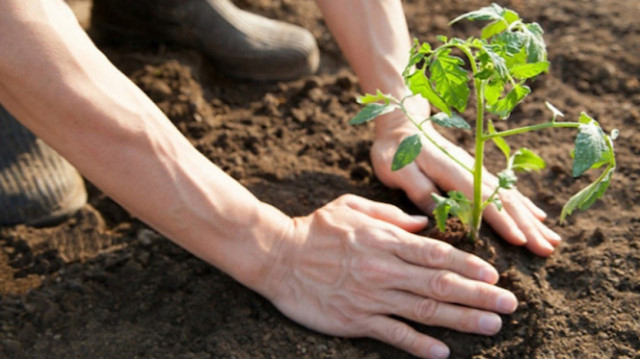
366,315,450,359
534,219,562,246
390,163,441,214
341,194,428,233
393,267,517,314
483,204,528,246
392,235,499,284
389,291,503,336
519,193,548,221
501,197,555,256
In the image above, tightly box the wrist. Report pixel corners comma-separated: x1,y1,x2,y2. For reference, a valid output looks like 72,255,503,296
374,95,431,138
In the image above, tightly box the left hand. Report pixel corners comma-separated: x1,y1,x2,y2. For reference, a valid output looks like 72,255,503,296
370,103,561,257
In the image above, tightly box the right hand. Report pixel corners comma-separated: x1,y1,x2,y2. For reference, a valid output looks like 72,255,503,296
262,194,517,359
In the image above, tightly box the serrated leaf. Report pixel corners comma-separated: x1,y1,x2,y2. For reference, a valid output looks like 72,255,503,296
512,148,546,172
357,90,391,105
572,122,607,177
578,112,595,124
498,169,517,189
488,84,531,119
503,10,520,24
493,32,526,57
481,43,508,79
560,166,614,223
490,196,503,211
545,101,564,120
430,49,470,113
484,79,505,106
350,103,396,125
488,120,510,161
510,61,549,79
450,3,505,24
429,112,471,129
407,71,451,115
474,68,495,80
392,134,422,171
436,35,448,43
431,191,473,231
431,193,452,232
481,21,507,40
521,23,547,63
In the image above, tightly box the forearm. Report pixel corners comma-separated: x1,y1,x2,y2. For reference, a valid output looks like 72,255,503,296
315,0,430,132
0,0,289,292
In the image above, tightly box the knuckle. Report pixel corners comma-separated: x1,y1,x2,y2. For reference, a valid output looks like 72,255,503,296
387,323,412,346
430,271,456,298
337,193,357,205
413,298,439,323
423,242,453,266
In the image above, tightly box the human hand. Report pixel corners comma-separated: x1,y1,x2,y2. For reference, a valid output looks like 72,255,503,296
370,102,561,257
261,194,517,359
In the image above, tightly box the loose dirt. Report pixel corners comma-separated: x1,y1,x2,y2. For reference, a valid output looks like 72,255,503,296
1,0,639,358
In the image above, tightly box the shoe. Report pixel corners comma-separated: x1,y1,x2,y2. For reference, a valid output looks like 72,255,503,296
91,0,320,81
0,105,87,227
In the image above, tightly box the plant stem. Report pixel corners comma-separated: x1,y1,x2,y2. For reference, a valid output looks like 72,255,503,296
471,77,485,240
485,121,580,140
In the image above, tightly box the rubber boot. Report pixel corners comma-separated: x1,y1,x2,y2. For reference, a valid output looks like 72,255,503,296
91,0,320,81
0,105,87,227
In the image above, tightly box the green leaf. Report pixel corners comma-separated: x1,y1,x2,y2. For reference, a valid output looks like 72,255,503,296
436,35,448,43
521,23,547,63
481,43,509,79
560,165,614,223
350,103,396,125
487,120,510,161
431,193,452,232
432,191,473,231
484,79,505,106
392,134,422,171
498,169,517,189
407,71,451,115
429,112,471,129
481,21,507,40
494,32,526,56
572,121,608,177
578,112,594,124
490,196,503,211
510,61,549,79
357,90,391,105
450,3,505,24
503,9,521,24
488,84,531,119
430,49,470,113
512,148,546,172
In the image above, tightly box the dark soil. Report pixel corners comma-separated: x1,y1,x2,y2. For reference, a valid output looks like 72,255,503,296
2,0,640,358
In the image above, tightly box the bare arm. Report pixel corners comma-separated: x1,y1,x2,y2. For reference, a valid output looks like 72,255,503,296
0,2,517,358
0,0,289,291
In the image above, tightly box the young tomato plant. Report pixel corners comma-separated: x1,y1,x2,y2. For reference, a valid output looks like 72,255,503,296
350,3,618,240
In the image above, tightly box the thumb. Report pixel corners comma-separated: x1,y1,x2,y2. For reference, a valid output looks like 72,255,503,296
342,195,428,233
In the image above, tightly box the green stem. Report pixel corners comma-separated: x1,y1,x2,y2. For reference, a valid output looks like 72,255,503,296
481,185,501,210
398,101,474,174
485,121,580,140
471,78,485,240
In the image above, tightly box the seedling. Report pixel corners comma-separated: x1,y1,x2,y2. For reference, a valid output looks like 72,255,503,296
351,4,617,240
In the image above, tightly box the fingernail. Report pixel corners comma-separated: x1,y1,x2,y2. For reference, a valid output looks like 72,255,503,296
410,215,429,223
478,266,498,283
550,230,562,242
496,292,518,313
479,313,502,335
430,344,450,359
541,239,554,253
